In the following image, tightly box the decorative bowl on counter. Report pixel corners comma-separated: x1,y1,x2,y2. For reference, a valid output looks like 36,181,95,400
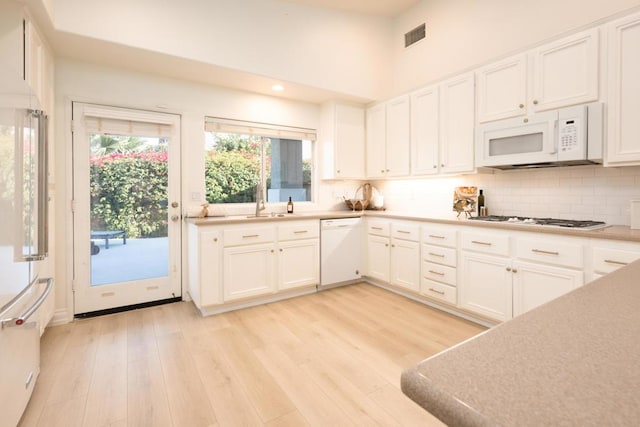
345,199,369,211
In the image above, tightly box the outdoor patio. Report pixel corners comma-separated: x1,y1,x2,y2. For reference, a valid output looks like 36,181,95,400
91,237,168,285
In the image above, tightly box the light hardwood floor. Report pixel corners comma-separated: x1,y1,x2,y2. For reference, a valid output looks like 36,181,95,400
19,283,486,427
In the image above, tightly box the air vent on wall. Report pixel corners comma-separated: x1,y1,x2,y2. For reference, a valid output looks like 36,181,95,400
405,23,426,48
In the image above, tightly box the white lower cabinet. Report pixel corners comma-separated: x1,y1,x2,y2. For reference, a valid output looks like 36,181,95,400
589,240,640,284
459,232,586,321
278,239,319,290
189,220,319,310
512,261,583,316
188,226,222,308
367,234,390,282
390,238,420,292
459,252,513,322
365,219,420,291
224,243,275,301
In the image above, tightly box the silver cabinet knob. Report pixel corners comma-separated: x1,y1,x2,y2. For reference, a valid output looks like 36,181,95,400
171,215,180,221
519,103,524,109
523,118,529,123
533,100,539,105
171,201,179,208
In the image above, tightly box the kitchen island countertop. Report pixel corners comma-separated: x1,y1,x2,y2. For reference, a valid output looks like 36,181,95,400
401,259,640,426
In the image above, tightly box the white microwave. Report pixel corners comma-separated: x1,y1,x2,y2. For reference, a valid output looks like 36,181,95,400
476,103,603,169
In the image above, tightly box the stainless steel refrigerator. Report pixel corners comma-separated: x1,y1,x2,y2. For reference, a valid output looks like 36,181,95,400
0,85,52,426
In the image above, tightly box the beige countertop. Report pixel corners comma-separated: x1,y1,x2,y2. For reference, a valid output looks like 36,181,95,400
186,209,640,242
400,259,640,426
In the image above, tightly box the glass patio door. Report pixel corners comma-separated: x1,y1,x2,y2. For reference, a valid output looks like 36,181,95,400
72,103,181,315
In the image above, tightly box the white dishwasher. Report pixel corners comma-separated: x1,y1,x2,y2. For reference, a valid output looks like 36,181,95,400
320,217,362,287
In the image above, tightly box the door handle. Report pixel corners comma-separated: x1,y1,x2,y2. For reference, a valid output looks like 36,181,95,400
1,277,53,327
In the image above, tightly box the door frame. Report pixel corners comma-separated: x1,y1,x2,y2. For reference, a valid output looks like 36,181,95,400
70,102,182,315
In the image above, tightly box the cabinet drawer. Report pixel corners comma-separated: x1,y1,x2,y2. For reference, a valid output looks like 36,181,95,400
367,220,390,236
422,261,456,286
422,227,457,248
422,244,456,267
461,232,509,256
516,238,583,269
593,247,640,274
392,222,420,241
224,226,275,247
278,221,319,241
421,280,457,305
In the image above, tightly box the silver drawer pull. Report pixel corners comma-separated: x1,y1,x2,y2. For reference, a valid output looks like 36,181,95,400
371,226,383,230
428,252,445,258
471,240,492,246
604,259,628,266
397,230,411,234
242,234,259,238
428,234,445,239
427,270,445,276
294,230,308,234
428,288,445,295
532,249,559,256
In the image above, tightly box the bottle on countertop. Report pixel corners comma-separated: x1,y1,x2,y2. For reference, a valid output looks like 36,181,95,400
287,196,294,214
477,189,485,216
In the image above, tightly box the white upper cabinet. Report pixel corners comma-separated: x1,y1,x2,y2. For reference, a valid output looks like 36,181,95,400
606,12,640,165
531,28,599,112
320,102,365,180
366,96,411,178
476,28,599,123
440,73,475,174
410,85,439,175
385,95,411,177
366,103,387,178
476,54,528,123
0,4,52,110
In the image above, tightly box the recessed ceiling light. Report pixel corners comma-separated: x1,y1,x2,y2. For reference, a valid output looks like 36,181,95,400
272,84,284,92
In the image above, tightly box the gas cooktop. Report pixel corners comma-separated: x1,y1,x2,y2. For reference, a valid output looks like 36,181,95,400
468,215,607,230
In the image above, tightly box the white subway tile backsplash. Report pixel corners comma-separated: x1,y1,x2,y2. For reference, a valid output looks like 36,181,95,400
371,165,640,226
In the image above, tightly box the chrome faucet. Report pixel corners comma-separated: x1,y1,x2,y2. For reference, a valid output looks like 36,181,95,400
255,183,265,217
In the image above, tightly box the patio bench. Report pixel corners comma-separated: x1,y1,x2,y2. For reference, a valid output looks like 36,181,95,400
91,230,127,249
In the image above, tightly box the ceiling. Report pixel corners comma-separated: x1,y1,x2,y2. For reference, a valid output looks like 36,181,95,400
28,0,413,104
277,0,421,16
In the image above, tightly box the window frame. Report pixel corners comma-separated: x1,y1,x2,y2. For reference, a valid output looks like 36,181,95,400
204,117,317,207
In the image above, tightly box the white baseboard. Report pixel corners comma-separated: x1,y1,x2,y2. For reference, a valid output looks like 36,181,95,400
49,308,72,326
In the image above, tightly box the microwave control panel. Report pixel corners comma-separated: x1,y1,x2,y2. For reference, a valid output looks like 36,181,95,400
559,119,578,152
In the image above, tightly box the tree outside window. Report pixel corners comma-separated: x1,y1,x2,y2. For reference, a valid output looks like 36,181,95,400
204,130,313,204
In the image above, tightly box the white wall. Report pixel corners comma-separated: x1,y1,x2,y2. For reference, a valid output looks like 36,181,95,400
373,165,640,226
52,59,361,320
390,0,640,95
52,0,393,101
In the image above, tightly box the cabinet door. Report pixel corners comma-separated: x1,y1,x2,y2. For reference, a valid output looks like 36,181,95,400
199,230,221,306
0,3,26,82
334,104,365,179
531,28,599,112
512,261,583,317
410,85,439,175
366,234,390,282
476,54,527,123
440,73,475,174
223,244,274,301
390,238,420,292
385,95,410,177
278,239,319,290
366,104,387,178
459,252,512,322
607,13,640,165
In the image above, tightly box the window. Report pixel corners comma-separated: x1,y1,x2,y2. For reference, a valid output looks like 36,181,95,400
204,118,315,204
